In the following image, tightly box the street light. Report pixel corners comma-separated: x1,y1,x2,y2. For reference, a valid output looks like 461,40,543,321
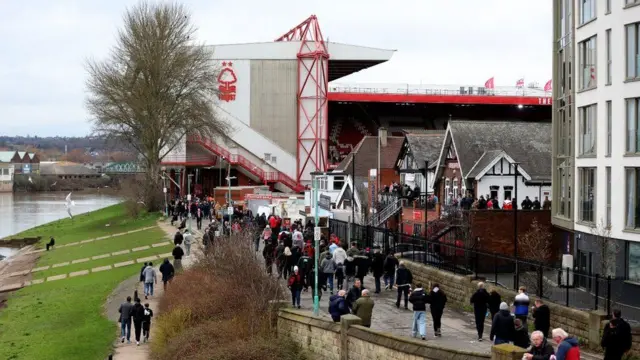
513,162,520,290
187,173,194,233
161,167,168,217
225,162,236,226
311,171,326,316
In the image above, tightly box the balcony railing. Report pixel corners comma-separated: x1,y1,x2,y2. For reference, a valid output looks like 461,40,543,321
329,83,551,98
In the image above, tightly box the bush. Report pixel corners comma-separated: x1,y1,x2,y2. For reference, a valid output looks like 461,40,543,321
151,231,306,360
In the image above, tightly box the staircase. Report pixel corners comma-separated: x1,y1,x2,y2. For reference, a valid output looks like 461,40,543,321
189,135,304,193
368,197,402,227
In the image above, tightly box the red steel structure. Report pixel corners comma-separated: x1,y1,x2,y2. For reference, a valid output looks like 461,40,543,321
276,15,329,185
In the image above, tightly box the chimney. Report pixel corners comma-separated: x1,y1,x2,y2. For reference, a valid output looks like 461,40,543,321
378,127,388,148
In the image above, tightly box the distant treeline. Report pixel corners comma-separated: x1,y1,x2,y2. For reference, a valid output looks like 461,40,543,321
0,136,132,153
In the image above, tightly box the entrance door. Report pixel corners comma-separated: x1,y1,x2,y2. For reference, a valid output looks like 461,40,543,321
576,250,592,289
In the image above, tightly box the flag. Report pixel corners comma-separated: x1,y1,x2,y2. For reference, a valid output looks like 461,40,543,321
543,79,552,92
484,77,495,89
516,78,524,88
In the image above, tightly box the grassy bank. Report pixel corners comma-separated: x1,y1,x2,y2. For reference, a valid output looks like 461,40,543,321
0,203,167,360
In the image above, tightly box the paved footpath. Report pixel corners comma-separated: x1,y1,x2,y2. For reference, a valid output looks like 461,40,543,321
110,220,204,360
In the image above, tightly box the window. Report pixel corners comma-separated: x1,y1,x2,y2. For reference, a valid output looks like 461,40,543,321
626,23,640,79
490,185,499,201
452,178,459,199
606,29,611,85
626,168,640,228
579,36,597,89
579,104,597,155
318,178,327,190
333,176,344,191
578,167,596,223
606,167,611,226
579,0,596,24
626,98,640,153
504,186,513,201
628,242,640,282
606,101,612,156
1,168,7,176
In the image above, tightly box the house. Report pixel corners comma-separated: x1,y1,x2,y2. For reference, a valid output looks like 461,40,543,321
433,120,552,207
395,132,445,194
13,151,40,174
0,151,16,192
333,175,368,223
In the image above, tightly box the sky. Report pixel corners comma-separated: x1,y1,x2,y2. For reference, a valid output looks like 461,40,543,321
0,0,552,137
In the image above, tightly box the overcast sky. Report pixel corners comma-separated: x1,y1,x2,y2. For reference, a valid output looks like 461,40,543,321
0,0,551,137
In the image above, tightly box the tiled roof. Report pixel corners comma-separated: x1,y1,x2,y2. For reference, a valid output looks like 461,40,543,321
0,151,17,163
466,150,505,179
449,120,551,181
334,136,404,178
404,133,446,170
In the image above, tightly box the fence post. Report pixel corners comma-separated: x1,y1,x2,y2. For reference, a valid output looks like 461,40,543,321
607,275,612,318
537,264,543,298
565,267,570,307
594,273,599,311
494,252,498,285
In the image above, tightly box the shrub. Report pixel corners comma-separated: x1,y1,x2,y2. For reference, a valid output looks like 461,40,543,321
151,231,305,360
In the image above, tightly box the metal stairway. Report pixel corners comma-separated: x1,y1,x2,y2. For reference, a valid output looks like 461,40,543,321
368,197,402,227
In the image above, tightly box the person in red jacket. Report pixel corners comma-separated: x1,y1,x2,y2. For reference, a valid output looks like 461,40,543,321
552,328,580,360
287,266,304,308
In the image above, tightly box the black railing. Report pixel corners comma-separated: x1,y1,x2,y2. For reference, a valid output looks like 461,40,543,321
328,218,632,320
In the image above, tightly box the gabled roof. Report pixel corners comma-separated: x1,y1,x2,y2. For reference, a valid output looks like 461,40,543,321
335,175,366,211
401,133,445,170
445,120,551,181
334,136,404,178
467,150,532,181
0,151,18,163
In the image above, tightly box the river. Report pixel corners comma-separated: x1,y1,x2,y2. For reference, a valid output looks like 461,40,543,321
0,192,122,258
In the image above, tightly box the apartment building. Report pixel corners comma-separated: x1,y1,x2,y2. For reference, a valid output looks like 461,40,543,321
552,0,640,295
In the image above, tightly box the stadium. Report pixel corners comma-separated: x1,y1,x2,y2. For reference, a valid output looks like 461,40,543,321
162,15,551,197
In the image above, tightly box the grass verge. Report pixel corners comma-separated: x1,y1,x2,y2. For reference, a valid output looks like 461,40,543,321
151,231,307,360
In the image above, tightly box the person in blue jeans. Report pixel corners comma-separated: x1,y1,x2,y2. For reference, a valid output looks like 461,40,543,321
118,296,134,343
490,302,515,345
408,283,429,340
288,266,304,309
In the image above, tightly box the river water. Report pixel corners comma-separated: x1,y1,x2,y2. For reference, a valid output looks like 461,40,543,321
0,192,121,258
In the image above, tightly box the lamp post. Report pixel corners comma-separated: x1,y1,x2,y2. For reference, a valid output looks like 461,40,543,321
313,173,320,316
424,160,429,239
513,162,520,290
225,162,236,227
162,167,168,217
351,154,356,241
187,173,194,233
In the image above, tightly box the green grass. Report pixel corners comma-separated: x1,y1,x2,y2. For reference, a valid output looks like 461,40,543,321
0,264,143,360
13,203,159,246
36,227,167,266
33,243,173,279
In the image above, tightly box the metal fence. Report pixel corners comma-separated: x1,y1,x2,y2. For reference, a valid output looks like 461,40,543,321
328,218,627,319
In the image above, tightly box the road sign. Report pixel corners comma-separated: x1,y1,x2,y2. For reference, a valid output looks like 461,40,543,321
227,206,234,215
314,227,321,241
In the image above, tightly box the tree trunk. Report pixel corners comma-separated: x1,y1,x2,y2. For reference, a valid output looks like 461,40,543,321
144,159,163,212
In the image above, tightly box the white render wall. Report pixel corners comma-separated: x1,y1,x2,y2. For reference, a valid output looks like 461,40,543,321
476,175,551,205
573,2,640,241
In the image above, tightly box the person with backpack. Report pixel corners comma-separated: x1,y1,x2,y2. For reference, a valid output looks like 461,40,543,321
141,303,153,343
287,266,304,309
283,245,293,279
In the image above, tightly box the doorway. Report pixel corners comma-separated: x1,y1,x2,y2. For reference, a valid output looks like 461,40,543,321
576,249,592,289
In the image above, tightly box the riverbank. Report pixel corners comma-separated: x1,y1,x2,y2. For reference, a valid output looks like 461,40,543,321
0,204,171,360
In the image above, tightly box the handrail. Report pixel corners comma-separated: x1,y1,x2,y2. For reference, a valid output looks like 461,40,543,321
329,83,552,98
369,198,402,227
189,135,303,192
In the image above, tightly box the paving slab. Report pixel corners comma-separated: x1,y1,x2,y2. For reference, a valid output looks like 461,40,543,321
0,283,23,292
151,242,169,248
132,245,150,252
47,274,67,282
137,255,158,263
8,270,30,277
27,249,45,254
71,258,90,264
25,279,44,286
158,253,172,259
52,262,70,268
112,250,130,256
65,242,80,247
70,270,90,277
31,266,50,273
92,254,111,260
114,260,135,268
80,239,95,244
92,265,112,273
95,236,110,241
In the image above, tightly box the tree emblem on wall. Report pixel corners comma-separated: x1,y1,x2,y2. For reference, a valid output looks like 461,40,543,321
218,61,237,102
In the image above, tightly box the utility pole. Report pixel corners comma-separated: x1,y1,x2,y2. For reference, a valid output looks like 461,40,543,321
351,154,356,237
162,167,168,217
424,160,428,239
513,162,520,290
187,173,193,233
226,162,235,227
313,173,320,316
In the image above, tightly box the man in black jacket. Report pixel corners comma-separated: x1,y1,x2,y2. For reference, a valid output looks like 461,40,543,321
173,230,183,246
532,299,551,338
371,248,385,294
429,283,447,337
395,262,413,309
409,283,429,340
383,252,399,290
601,309,632,360
346,278,364,311
470,282,490,341
354,254,371,288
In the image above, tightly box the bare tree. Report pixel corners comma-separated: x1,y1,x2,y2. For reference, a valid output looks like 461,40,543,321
590,219,619,277
519,218,553,297
85,2,229,211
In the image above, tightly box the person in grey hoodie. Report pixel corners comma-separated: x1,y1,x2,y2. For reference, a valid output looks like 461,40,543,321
320,252,337,294
332,244,347,290
118,296,134,344
183,230,194,256
143,262,157,299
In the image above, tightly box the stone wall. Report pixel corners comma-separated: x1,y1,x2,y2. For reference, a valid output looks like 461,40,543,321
403,260,602,348
276,308,491,360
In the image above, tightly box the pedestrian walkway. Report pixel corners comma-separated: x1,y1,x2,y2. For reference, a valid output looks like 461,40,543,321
110,220,205,360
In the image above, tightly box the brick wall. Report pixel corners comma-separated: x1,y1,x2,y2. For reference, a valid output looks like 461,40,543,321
379,168,400,189
400,207,439,236
276,308,490,360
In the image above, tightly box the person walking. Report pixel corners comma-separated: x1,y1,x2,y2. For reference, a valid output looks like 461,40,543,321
514,286,530,324
139,262,148,285
142,262,157,299
118,296,134,344
383,251,399,290
183,230,193,256
428,283,447,337
352,289,375,328
172,244,185,272
287,266,304,309
173,230,183,246
395,261,413,309
159,258,175,291
320,252,336,294
408,283,429,340
333,244,347,290
490,302,515,345
601,309,632,360
470,282,490,341
371,248,385,294
141,302,153,343
132,297,145,346
329,290,350,322
488,290,502,321
196,207,203,230
532,299,551,339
